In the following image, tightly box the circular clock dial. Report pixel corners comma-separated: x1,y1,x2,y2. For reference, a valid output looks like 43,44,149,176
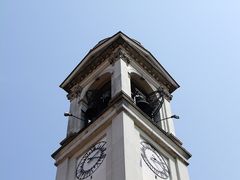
141,141,169,179
76,141,107,180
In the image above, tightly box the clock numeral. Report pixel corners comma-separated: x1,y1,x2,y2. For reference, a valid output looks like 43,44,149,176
140,141,169,179
76,141,107,180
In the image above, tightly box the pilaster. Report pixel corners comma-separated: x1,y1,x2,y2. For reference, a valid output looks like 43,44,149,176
111,58,131,97
111,111,142,180
176,158,190,180
160,98,176,135
56,158,69,180
66,97,83,136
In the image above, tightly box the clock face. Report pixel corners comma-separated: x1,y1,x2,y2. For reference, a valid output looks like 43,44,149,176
140,141,169,179
76,141,107,180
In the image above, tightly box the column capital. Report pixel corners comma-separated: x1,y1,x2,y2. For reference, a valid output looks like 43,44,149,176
67,84,83,101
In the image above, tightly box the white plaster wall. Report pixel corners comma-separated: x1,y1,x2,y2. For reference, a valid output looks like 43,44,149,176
66,157,76,180
105,126,113,180
122,112,143,180
176,158,190,180
110,111,143,180
56,158,69,180
168,158,178,180
110,112,126,180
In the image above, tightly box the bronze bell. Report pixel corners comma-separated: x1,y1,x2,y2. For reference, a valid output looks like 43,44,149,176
135,94,153,116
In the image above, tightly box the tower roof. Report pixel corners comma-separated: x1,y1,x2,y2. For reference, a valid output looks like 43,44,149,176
60,32,180,93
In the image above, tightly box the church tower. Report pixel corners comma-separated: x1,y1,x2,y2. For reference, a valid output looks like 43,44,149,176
52,32,191,180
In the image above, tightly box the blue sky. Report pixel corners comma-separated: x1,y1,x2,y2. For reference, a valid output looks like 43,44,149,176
1,0,240,180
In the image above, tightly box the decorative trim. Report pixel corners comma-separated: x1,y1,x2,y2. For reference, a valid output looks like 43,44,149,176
157,86,173,101
65,40,121,91
67,84,83,101
52,90,191,162
64,36,175,96
121,41,175,93
108,48,131,65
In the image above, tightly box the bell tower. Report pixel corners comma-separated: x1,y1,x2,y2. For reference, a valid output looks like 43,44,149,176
52,32,191,180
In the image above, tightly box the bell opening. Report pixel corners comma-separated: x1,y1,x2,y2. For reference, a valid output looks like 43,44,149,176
85,81,111,123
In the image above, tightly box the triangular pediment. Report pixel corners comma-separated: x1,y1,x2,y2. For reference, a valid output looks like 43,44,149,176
60,32,179,93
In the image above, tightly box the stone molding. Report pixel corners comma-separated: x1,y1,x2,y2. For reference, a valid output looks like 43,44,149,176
121,41,175,93
65,40,120,92
52,90,191,165
65,37,174,97
108,48,130,65
67,84,83,101
157,86,173,101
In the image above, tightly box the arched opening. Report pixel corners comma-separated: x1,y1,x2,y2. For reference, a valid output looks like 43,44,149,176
82,73,111,126
130,73,163,122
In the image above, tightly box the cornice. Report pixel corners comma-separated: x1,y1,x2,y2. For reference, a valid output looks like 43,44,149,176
63,36,176,96
64,39,122,92
66,84,83,101
121,41,176,93
108,47,130,65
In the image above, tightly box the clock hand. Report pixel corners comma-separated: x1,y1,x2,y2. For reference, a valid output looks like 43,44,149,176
150,156,158,162
87,156,101,161
150,156,168,172
150,156,164,167
91,150,100,157
87,150,101,163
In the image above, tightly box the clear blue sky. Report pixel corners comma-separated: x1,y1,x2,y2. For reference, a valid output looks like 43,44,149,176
1,0,240,180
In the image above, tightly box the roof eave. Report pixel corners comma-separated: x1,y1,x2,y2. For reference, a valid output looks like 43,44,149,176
60,32,124,92
60,32,180,93
120,34,180,92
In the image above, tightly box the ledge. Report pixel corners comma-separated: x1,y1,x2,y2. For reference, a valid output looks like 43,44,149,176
52,91,191,161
